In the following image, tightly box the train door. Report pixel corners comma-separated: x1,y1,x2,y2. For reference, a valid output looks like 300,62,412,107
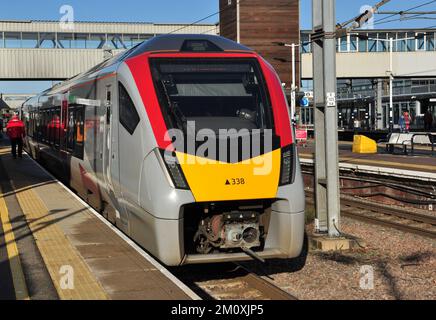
103,82,127,231
103,85,113,190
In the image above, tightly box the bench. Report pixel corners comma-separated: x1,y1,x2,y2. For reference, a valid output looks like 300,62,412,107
385,133,435,156
410,133,435,156
385,133,414,155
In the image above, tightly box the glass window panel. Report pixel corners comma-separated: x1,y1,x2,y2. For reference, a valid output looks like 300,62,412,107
22,33,38,48
58,33,74,48
339,36,347,52
119,83,140,135
407,33,415,51
5,32,21,48
39,33,56,48
377,33,387,52
397,32,406,52
427,33,435,51
0,32,3,48
417,33,425,51
301,33,311,53
350,35,358,52
107,34,125,49
88,34,105,49
368,33,377,52
73,33,88,48
358,34,367,52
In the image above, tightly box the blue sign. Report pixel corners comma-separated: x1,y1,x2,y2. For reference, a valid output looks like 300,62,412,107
300,96,310,107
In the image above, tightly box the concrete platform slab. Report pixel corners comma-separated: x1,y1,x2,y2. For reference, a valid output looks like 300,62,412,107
0,146,198,300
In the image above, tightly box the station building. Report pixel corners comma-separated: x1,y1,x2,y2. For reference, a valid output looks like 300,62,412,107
299,28,436,132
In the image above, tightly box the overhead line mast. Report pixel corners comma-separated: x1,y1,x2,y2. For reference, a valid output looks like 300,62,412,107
311,0,391,236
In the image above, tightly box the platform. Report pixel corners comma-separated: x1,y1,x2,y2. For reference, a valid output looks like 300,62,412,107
298,141,436,182
0,145,198,300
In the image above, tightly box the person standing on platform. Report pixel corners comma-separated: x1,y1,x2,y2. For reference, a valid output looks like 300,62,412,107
6,115,25,159
424,109,433,132
399,113,405,133
403,110,411,133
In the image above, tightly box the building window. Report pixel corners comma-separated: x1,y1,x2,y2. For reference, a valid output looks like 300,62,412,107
5,32,21,48
427,33,435,51
339,36,347,52
39,33,56,48
416,33,426,51
119,83,140,135
358,33,367,52
407,34,415,51
368,33,377,52
377,33,388,52
58,33,74,48
73,33,88,49
22,33,38,48
397,33,407,52
350,35,358,52
301,33,311,53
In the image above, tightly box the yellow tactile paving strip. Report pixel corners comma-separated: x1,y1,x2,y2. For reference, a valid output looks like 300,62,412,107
14,187,108,300
0,192,29,300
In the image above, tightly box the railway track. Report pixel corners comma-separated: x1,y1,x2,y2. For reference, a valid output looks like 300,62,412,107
171,263,297,300
306,190,436,239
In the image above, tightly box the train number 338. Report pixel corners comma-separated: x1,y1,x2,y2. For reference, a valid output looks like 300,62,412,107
225,178,246,186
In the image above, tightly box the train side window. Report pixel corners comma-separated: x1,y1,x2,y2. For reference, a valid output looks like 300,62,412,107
67,108,75,152
118,82,140,135
54,108,61,149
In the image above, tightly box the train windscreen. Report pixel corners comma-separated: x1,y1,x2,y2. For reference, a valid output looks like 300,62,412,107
150,58,274,133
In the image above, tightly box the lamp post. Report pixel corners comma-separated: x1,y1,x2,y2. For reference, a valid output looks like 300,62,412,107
273,42,299,126
389,37,394,132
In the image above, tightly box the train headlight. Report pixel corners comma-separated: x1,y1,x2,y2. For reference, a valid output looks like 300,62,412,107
279,144,296,186
158,149,190,190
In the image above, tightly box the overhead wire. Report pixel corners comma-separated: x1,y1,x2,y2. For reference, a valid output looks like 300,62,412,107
374,0,436,24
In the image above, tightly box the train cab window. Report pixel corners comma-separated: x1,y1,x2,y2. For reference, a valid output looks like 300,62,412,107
150,58,274,133
118,82,140,135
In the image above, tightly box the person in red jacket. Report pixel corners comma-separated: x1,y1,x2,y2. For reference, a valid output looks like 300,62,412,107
6,115,26,159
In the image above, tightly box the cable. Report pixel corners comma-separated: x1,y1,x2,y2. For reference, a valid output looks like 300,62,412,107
375,0,436,24
167,0,247,34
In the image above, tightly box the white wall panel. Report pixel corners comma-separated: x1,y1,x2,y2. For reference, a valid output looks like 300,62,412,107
301,51,436,79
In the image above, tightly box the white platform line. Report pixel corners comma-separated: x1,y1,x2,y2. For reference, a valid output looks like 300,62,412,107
28,154,201,301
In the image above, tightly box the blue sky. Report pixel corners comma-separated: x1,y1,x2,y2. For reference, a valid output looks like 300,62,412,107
1,0,436,94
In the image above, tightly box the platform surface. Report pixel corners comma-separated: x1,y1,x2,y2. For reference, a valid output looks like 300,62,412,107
298,141,436,177
0,145,196,300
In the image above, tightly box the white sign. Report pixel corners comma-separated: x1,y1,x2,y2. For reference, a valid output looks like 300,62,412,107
326,92,336,107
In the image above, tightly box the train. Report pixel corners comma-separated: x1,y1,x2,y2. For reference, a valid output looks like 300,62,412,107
20,34,305,266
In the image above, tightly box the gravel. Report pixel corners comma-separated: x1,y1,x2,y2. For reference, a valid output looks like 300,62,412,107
243,216,435,300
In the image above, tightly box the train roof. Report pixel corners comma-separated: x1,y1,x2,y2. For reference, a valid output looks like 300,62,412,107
125,34,253,59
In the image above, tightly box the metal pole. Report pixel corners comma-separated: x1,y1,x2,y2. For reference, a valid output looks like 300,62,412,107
291,43,296,125
312,0,328,233
323,0,340,237
236,0,240,43
389,37,394,132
